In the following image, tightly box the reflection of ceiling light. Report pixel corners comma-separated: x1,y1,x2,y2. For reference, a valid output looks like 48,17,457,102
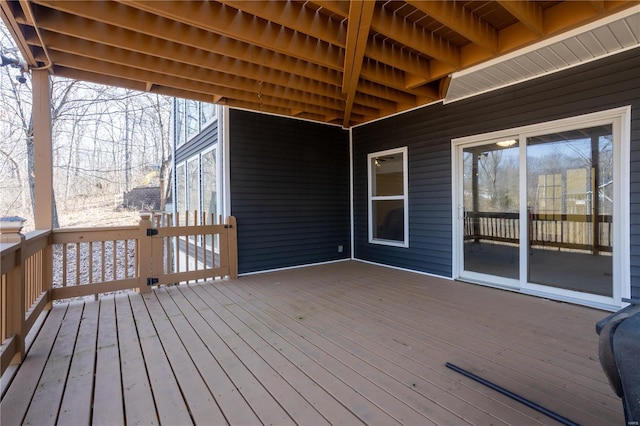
374,158,380,167
496,139,517,147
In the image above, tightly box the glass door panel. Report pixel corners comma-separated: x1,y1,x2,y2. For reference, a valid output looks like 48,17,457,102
526,125,613,296
462,141,520,279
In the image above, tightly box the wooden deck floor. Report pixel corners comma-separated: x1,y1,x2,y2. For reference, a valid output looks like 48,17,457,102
1,261,623,425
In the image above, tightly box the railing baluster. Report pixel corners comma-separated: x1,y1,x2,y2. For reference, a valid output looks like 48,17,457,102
112,240,117,281
124,239,129,279
88,242,93,285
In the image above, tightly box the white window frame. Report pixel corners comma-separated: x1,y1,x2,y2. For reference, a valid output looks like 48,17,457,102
367,146,409,248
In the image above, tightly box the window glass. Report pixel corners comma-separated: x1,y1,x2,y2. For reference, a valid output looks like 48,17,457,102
187,157,200,221
368,147,408,246
202,148,217,224
175,99,186,147
176,162,186,225
186,100,199,140
371,154,404,196
526,125,613,295
201,103,216,127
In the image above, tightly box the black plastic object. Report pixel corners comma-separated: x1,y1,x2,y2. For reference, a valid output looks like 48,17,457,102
596,303,640,424
445,362,580,426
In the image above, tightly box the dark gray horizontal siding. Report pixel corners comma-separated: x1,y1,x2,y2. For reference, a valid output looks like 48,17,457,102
353,47,640,299
229,109,350,274
175,121,218,164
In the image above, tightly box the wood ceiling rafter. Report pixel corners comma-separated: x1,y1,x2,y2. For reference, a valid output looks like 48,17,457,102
406,0,499,53
496,0,544,36
342,0,375,127
23,20,370,115
29,0,393,122
31,0,337,86
370,4,461,68
117,0,345,71
34,45,353,120
225,0,431,88
3,0,638,127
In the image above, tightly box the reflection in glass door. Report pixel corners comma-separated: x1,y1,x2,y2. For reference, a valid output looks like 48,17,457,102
462,140,520,280
526,126,613,296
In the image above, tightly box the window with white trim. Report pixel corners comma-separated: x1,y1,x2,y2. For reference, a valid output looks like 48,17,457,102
368,147,408,247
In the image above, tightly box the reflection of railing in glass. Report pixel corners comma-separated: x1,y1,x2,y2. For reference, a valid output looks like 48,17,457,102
464,211,612,253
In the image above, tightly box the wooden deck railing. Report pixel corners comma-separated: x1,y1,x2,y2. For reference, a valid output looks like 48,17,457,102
464,211,613,252
0,213,237,376
0,229,51,373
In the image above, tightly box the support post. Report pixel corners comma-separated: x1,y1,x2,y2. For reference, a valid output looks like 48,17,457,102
32,69,53,229
32,69,54,306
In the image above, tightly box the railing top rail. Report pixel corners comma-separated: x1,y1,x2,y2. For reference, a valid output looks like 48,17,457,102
52,225,139,235
1,241,21,256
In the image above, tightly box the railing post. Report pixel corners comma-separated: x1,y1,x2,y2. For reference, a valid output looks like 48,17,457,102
151,213,163,283
137,213,153,294
1,220,26,365
226,216,238,279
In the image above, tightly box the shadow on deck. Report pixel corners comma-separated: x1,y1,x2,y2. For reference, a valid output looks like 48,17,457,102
0,261,622,425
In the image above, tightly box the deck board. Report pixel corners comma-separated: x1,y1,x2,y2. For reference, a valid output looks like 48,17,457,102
188,284,363,425
216,279,537,426
216,283,438,425
164,285,296,426
57,300,99,426
289,274,617,422
142,291,226,425
92,296,124,425
180,284,332,426
0,261,624,425
0,304,68,426
115,294,158,425
129,292,193,425
22,302,83,426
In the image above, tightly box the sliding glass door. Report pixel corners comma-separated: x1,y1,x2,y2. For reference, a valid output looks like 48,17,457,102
526,126,613,296
453,108,629,308
462,140,520,282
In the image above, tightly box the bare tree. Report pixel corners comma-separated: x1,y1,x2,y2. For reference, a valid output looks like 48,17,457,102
2,23,173,229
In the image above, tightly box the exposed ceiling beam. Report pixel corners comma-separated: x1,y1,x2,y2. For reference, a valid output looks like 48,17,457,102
0,1,38,65
222,0,433,90
497,0,544,36
309,1,432,81
406,0,499,53
118,0,345,71
370,4,460,68
342,0,375,127
309,0,350,18
588,1,606,13
26,27,387,118
33,0,343,87
25,14,352,108
219,0,347,48
38,48,350,118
